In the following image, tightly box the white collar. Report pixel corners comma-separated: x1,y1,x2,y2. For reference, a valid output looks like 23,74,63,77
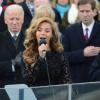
9,30,20,37
0,6,2,15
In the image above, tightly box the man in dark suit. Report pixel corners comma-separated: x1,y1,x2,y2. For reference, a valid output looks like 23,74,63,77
0,4,25,87
0,0,7,32
62,0,100,83
89,52,100,81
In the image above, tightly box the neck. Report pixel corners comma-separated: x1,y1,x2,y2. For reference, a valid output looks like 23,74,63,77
58,3,68,7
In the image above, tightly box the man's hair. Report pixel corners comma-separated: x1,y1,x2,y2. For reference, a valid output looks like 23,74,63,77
4,4,24,18
78,0,96,10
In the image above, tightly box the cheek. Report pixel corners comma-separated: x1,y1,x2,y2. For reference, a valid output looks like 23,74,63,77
6,22,12,26
79,14,85,20
78,13,82,18
16,20,22,25
50,33,53,38
5,19,9,24
20,20,24,25
91,13,95,17
47,32,52,40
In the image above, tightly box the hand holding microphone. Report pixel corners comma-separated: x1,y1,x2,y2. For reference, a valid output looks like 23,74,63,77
38,38,51,85
38,38,47,58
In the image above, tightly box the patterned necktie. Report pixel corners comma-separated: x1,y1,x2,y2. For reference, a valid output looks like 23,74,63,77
13,34,17,41
84,28,88,42
12,34,18,48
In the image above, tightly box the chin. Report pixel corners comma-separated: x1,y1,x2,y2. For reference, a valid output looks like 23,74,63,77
85,23,90,26
12,30,18,33
83,21,89,25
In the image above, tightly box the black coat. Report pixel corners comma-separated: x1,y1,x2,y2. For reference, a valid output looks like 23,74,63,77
0,11,7,32
23,51,71,87
0,30,25,87
19,2,33,30
62,21,100,83
89,53,100,81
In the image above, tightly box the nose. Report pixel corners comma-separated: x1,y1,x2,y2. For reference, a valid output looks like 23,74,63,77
39,30,47,39
13,19,17,24
41,30,46,35
83,11,88,17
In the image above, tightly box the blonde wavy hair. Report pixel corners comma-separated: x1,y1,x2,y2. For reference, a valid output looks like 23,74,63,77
35,4,55,20
30,4,55,26
23,17,63,67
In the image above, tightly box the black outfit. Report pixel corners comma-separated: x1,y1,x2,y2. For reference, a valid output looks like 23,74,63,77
0,11,7,32
89,53,100,81
2,0,7,5
53,8,62,24
62,21,100,83
19,2,33,31
23,51,71,87
0,90,10,100
0,30,25,87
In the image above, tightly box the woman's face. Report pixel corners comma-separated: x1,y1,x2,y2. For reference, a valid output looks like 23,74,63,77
36,21,52,44
34,0,49,8
57,0,69,6
14,0,24,3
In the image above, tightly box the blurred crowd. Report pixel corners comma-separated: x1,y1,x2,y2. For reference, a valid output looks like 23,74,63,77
0,0,100,32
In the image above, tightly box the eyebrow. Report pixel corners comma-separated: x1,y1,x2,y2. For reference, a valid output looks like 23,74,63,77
38,27,51,29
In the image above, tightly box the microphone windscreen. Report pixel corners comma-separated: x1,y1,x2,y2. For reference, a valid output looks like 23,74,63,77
38,38,47,46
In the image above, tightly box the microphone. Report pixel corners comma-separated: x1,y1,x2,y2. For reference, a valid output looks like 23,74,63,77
38,38,55,98
38,38,47,46
38,38,47,58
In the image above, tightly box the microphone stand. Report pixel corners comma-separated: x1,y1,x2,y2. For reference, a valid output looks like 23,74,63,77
38,38,56,99
44,56,51,85
44,56,56,100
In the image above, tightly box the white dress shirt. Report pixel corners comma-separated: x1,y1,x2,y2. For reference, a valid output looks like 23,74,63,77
0,6,2,15
82,20,95,39
10,31,20,38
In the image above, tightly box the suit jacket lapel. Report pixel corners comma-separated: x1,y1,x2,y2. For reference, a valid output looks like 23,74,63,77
76,23,86,45
88,21,98,43
16,31,25,52
4,31,17,56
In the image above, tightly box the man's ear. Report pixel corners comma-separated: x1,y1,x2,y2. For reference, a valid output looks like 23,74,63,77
93,9,98,17
4,18,7,24
4,14,8,24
